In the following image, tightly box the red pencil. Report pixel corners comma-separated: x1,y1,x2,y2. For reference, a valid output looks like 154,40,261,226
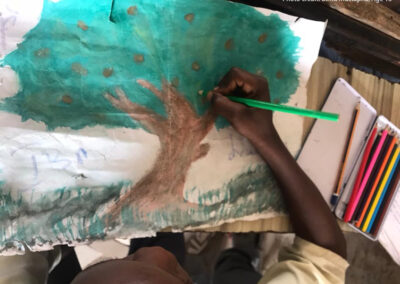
343,126,377,222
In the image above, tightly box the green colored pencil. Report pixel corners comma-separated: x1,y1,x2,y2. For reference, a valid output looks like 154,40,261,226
227,96,339,121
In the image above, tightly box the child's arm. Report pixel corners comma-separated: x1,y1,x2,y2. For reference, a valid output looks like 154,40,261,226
210,67,346,258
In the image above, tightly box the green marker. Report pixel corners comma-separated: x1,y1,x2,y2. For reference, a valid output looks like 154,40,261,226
227,96,339,121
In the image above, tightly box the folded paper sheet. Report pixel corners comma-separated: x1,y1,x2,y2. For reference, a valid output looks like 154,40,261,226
0,0,325,254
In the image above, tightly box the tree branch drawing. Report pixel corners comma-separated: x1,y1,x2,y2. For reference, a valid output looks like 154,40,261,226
104,79,215,221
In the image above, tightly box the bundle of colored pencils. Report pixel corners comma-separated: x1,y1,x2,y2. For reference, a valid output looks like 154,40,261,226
343,125,400,237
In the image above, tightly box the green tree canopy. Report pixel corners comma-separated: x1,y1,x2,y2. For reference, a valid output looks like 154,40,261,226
1,0,300,130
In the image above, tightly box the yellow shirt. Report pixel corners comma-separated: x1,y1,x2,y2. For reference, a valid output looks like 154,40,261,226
0,238,348,284
259,237,349,284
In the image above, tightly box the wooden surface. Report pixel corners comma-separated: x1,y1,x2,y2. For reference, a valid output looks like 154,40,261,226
199,57,400,233
234,0,400,79
326,2,400,41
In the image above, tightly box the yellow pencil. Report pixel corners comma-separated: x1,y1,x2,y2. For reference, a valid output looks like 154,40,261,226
362,146,400,231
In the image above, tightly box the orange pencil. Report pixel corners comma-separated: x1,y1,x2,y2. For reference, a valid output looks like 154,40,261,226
331,103,360,206
355,133,397,227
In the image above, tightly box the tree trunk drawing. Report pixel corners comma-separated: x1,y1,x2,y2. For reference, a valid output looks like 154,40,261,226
104,79,215,221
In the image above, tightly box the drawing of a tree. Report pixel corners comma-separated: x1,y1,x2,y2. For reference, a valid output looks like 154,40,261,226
105,80,215,218
0,0,301,223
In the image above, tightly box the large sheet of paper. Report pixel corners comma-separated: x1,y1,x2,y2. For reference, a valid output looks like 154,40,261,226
0,0,325,254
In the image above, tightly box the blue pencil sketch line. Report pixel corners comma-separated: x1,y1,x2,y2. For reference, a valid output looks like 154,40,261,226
31,155,38,179
79,148,88,157
76,148,88,165
44,150,72,170
10,143,38,156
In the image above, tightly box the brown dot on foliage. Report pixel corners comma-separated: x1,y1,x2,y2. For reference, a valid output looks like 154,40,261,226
34,48,50,58
258,33,267,43
103,68,114,78
192,62,200,71
71,63,88,76
225,38,234,50
77,20,88,31
276,70,284,79
134,54,144,63
273,98,280,104
62,95,73,104
184,13,194,23
127,6,137,15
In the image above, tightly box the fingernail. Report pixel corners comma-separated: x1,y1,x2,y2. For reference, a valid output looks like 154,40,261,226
213,86,219,90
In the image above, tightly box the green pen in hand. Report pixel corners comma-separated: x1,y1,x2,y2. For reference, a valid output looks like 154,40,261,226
227,96,339,121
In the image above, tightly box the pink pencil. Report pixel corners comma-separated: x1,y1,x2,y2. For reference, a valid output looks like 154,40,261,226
345,129,388,221
343,126,377,222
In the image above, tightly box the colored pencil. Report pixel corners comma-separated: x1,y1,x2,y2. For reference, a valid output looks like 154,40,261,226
362,146,400,232
351,131,382,222
366,147,400,232
367,165,400,233
353,133,391,221
370,161,400,236
366,131,381,169
343,127,378,222
365,132,382,171
344,129,388,222
227,96,339,121
331,103,360,206
360,144,398,229
355,135,396,227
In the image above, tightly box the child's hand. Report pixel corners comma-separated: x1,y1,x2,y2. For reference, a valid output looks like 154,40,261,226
210,67,277,145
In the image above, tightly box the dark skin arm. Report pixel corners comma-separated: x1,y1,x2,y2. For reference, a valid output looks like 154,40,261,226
210,67,347,258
